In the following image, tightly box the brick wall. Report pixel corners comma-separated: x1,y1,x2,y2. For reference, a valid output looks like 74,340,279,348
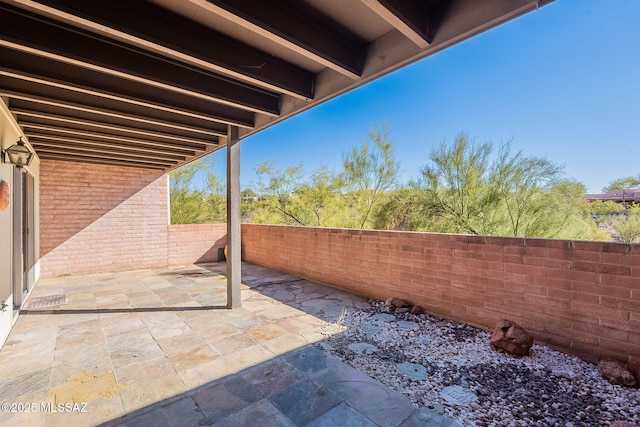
168,224,227,265
40,160,169,277
241,224,640,365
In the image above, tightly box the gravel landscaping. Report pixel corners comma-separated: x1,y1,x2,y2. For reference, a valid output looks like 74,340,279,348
317,300,640,427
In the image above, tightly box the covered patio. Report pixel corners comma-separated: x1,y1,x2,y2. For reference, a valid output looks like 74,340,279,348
0,262,460,426
0,1,589,426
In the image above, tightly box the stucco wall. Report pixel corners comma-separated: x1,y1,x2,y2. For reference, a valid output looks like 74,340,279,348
241,224,640,365
0,99,40,346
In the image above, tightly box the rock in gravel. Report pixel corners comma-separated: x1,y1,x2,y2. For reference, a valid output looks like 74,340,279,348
398,320,419,330
397,362,428,380
390,297,412,308
410,305,425,315
373,313,395,322
628,360,640,383
610,422,640,427
348,342,378,355
490,319,534,356
322,300,640,427
440,385,478,406
599,360,637,387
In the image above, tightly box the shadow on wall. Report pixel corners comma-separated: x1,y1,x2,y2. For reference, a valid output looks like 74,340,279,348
167,225,228,266
40,160,166,257
39,160,169,276
198,236,227,263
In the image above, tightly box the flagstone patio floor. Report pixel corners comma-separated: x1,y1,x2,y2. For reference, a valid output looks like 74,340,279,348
0,262,459,427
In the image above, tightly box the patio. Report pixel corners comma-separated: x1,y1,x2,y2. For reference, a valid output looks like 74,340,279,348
0,262,459,427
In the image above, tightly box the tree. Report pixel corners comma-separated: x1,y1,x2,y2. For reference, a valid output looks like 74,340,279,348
253,161,307,225
296,167,345,226
489,144,564,237
612,207,640,243
371,185,426,231
342,124,400,228
169,157,226,224
602,174,640,192
589,200,626,216
420,133,495,235
252,162,348,226
419,133,585,238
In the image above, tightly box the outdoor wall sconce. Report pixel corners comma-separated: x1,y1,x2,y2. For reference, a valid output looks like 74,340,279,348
2,137,34,168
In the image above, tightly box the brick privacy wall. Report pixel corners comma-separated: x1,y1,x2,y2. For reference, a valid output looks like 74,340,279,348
241,224,640,365
40,160,169,277
168,224,227,265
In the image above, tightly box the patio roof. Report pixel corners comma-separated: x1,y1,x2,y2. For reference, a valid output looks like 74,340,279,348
0,0,552,171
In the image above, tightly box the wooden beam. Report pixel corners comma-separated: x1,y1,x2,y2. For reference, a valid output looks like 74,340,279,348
0,69,253,128
13,109,220,145
31,140,187,163
10,0,315,99
19,123,207,152
35,151,173,169
0,49,257,127
28,134,196,158
0,4,281,115
0,91,234,137
359,0,432,48
192,0,367,79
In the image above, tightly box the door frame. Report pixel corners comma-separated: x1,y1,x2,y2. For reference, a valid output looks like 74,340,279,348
12,168,35,308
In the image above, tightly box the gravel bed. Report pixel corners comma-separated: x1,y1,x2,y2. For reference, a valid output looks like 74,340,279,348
317,301,640,427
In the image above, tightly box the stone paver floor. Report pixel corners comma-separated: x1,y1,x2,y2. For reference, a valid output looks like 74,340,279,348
0,262,459,427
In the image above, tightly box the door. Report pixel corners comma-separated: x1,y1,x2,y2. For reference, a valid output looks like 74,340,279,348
12,169,35,308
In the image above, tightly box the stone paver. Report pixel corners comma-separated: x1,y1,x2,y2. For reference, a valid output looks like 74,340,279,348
0,262,458,427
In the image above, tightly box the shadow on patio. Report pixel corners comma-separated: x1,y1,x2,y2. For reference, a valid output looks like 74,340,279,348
0,262,456,427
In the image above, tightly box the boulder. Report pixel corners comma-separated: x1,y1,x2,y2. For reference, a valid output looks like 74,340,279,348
627,359,640,384
490,319,534,356
598,360,637,387
389,298,412,309
410,305,425,315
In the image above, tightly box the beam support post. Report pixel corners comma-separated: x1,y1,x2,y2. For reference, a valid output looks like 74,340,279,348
226,125,241,308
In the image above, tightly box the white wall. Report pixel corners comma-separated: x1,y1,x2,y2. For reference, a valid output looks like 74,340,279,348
0,99,40,347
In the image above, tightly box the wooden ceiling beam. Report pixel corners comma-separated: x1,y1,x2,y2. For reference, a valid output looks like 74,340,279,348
36,152,169,170
35,149,175,168
192,0,367,79
0,3,280,115
0,90,232,138
12,109,219,146
19,123,207,152
9,0,314,99
359,0,433,48
31,140,187,163
0,70,254,128
24,133,199,157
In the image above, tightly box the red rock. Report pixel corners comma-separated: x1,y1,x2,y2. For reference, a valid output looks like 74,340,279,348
627,360,640,384
490,319,534,356
410,305,425,315
598,360,637,387
390,298,411,309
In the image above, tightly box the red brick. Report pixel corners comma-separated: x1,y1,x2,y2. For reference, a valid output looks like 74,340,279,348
571,260,631,276
240,224,637,364
503,245,545,257
524,256,570,269
40,160,168,277
504,263,547,277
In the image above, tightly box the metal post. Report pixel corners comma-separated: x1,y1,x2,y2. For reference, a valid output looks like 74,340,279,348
226,126,241,308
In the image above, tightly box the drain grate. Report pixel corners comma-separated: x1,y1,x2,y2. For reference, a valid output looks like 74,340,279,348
25,294,69,309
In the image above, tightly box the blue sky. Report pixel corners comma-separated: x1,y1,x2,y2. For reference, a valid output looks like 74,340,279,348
204,0,640,194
